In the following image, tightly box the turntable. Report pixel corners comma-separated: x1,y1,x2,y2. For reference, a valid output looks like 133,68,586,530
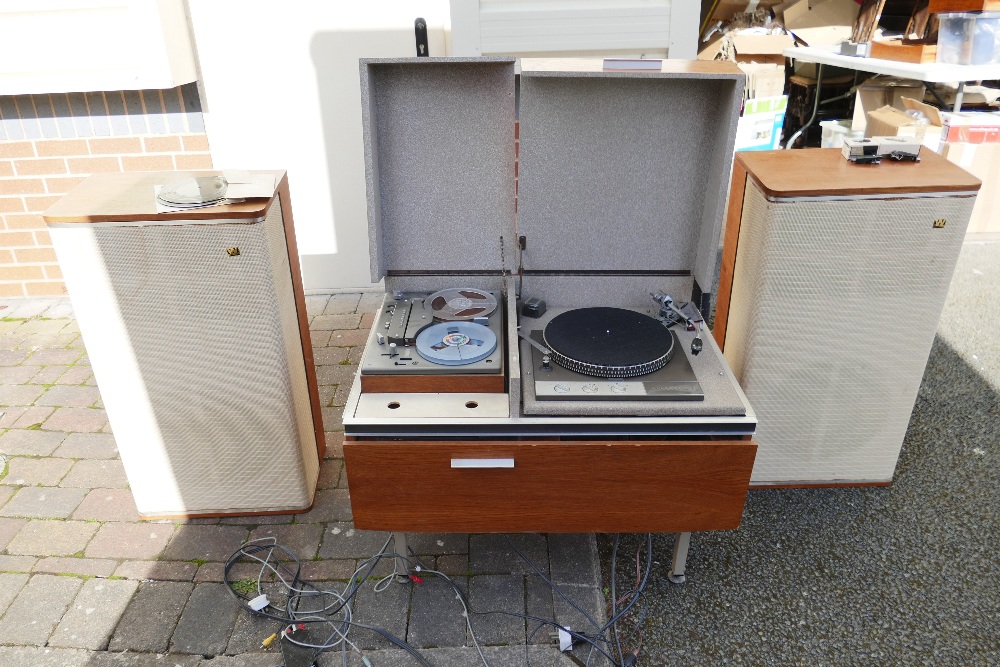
342,57,758,536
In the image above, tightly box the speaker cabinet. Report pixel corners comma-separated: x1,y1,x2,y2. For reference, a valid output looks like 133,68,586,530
44,171,324,518
715,149,979,486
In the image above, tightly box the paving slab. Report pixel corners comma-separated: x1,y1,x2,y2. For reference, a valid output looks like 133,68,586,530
0,573,29,614
53,366,93,385
247,523,324,561
299,559,358,582
225,609,283,655
85,523,174,560
59,459,128,488
468,574,526,646
0,366,38,384
297,489,352,523
113,560,198,582
470,533,549,576
0,488,12,511
0,429,66,456
350,576,411,651
318,524,391,560
0,574,82,646
22,349,83,366
435,554,470,576
71,488,139,522
0,486,86,518
0,350,30,366
33,557,117,578
41,407,108,433
170,583,240,656
406,575,469,649
0,555,36,573
323,293,362,315
35,385,101,408
0,384,45,406
326,329,371,347
85,652,203,667
162,525,248,562
525,574,556,645
3,456,73,486
49,431,118,460
316,459,343,489
549,533,602,587
0,407,55,431
29,365,70,385
314,347,349,365
0,646,93,667
311,313,362,331
306,294,330,318
109,581,193,653
407,533,468,557
49,578,140,649
6,519,98,556
0,516,27,551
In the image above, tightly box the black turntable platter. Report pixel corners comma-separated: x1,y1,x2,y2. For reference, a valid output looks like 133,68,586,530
542,307,674,378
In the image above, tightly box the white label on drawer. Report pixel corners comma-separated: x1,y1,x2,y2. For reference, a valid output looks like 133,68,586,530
450,458,515,469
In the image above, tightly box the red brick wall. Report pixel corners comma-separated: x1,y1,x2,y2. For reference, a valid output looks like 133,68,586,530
0,134,213,298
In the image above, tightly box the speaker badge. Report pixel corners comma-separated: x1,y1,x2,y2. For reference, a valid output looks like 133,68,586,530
933,219,947,229
226,247,241,256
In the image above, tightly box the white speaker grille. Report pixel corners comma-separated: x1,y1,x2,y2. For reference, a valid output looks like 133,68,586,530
726,182,974,484
88,199,318,513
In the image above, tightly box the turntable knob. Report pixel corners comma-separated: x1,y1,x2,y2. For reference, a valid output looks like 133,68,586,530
389,342,398,358
691,336,703,355
540,354,552,372
377,333,385,345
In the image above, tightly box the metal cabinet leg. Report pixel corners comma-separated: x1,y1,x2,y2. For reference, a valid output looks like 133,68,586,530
393,531,410,578
668,532,691,584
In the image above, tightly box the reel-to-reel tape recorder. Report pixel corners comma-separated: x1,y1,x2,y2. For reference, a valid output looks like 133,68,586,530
358,288,505,393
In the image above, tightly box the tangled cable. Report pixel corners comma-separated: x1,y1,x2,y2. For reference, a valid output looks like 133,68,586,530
224,533,654,667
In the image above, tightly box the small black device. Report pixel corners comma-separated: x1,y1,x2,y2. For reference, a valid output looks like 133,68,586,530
522,297,546,318
414,17,429,57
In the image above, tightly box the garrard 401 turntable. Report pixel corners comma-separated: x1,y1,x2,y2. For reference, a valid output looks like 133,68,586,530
359,288,505,393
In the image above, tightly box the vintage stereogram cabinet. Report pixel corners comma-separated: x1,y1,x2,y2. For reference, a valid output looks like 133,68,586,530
342,57,759,535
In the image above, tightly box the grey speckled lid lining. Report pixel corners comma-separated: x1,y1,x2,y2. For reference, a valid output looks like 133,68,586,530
516,68,743,293
360,58,516,283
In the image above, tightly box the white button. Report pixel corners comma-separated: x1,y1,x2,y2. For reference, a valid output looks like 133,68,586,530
610,383,627,393
554,383,571,393
582,383,598,393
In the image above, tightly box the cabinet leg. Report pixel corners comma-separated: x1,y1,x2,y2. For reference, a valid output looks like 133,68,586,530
668,532,691,584
393,531,410,579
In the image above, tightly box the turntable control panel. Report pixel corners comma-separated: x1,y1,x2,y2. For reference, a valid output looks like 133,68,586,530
360,289,504,377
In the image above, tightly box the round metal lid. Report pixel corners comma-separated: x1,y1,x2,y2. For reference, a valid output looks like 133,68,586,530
542,307,674,378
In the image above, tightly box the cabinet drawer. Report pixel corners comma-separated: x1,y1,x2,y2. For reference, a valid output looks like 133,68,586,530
344,439,757,533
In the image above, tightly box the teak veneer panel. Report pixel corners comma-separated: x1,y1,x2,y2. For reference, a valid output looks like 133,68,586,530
43,171,283,223
360,374,505,393
344,439,757,533
736,148,981,199
714,157,749,351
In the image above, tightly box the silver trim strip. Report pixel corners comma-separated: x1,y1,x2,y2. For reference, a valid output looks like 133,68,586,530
768,190,979,203
451,458,515,469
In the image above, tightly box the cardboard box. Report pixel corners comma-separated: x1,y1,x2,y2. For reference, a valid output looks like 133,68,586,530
735,95,787,151
852,79,927,132
783,0,860,47
865,99,943,149
738,62,786,99
698,32,795,65
939,141,1000,234
941,111,1000,143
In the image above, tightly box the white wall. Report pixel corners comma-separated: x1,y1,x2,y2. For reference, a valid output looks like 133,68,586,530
187,1,451,291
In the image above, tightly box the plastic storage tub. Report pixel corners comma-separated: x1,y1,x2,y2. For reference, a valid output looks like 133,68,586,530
937,12,1000,65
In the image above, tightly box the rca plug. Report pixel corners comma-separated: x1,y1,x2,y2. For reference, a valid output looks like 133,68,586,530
260,632,278,649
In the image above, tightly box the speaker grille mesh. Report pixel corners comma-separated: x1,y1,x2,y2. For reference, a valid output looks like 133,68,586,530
726,183,974,483
92,199,318,513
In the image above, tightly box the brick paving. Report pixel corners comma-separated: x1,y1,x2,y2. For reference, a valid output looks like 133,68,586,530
0,294,606,666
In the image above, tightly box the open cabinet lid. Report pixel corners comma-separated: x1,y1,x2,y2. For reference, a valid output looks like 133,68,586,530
515,59,745,294
360,57,517,283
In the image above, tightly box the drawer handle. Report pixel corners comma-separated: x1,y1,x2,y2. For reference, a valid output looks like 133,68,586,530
450,458,514,469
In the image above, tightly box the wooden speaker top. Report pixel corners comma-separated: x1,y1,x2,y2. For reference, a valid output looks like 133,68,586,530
736,148,981,199
43,170,285,224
